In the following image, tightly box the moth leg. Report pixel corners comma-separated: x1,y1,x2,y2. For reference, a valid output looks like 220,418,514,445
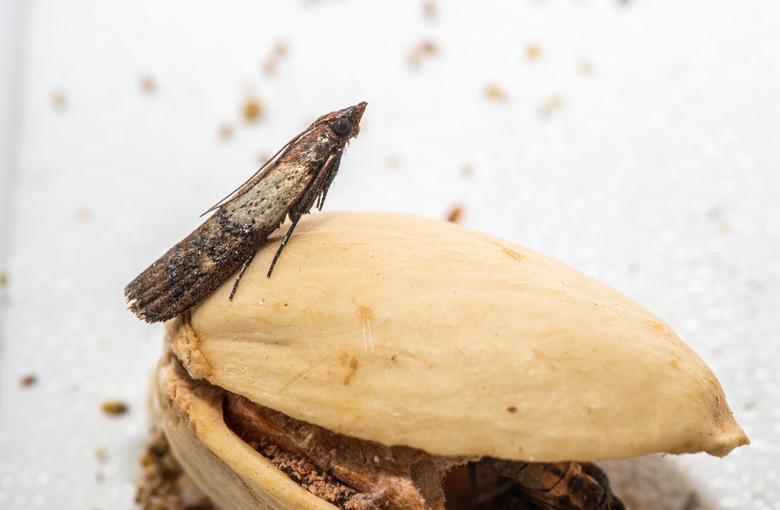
266,216,301,278
229,252,256,301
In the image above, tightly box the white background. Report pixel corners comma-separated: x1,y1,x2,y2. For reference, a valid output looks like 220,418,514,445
1,1,779,509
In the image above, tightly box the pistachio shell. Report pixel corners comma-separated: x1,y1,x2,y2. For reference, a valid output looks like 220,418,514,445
169,212,748,462
154,351,336,510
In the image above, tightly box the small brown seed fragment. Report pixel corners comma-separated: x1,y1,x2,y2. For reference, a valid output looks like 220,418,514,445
262,40,289,75
101,400,129,416
385,155,400,170
579,59,594,76
242,98,264,122
139,74,157,94
217,123,234,140
538,95,564,119
507,406,517,414
422,0,438,21
19,374,37,387
75,208,92,223
408,39,439,70
51,89,67,110
446,205,464,223
95,447,109,463
484,84,508,103
525,43,541,61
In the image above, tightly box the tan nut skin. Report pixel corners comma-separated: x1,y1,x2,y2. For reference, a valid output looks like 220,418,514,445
168,212,747,464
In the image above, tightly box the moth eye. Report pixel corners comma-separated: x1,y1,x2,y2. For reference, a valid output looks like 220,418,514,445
332,117,351,136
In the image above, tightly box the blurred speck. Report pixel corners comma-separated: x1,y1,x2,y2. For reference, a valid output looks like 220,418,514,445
262,40,289,76
101,400,129,416
139,74,157,94
95,471,105,484
95,447,109,463
681,492,701,510
483,83,508,103
257,152,271,164
459,163,473,179
422,0,438,22
525,43,541,61
445,205,464,223
407,40,439,71
578,59,594,76
717,220,732,233
19,374,37,387
51,90,67,110
0,272,7,287
217,123,234,140
75,208,92,223
385,155,400,170
242,98,264,122
538,95,563,118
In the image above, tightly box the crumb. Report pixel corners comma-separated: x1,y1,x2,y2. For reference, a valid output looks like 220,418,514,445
217,123,234,140
459,163,473,179
139,74,157,94
445,205,464,223
95,447,109,463
407,39,439,70
0,272,7,287
483,83,508,103
262,40,289,75
101,400,129,416
507,406,517,414
51,89,67,110
578,58,594,76
95,471,105,483
681,492,700,510
525,43,541,61
19,374,37,387
242,98,264,122
422,0,438,21
538,95,563,118
75,208,92,223
136,429,214,510
385,155,400,170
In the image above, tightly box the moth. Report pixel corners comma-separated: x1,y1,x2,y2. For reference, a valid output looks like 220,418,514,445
125,102,367,323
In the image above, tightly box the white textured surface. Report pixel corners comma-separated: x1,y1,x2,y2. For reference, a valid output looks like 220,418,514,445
0,1,778,509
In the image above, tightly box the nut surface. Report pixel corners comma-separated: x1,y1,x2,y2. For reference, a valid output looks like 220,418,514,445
169,212,747,462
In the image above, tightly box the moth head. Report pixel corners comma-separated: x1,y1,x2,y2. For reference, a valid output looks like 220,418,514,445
322,102,367,140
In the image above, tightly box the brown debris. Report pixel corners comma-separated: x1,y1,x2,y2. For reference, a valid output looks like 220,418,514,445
538,95,564,119
225,393,459,510
95,470,105,484
262,40,289,75
459,163,473,179
408,40,440,70
95,447,109,463
101,400,129,416
75,208,92,223
19,374,37,387
506,406,517,414
217,123,234,140
422,0,438,21
139,74,157,94
385,155,400,170
579,59,594,76
136,429,215,510
445,205,464,224
0,272,7,287
242,98,264,122
525,43,541,61
51,90,67,110
484,84,508,103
